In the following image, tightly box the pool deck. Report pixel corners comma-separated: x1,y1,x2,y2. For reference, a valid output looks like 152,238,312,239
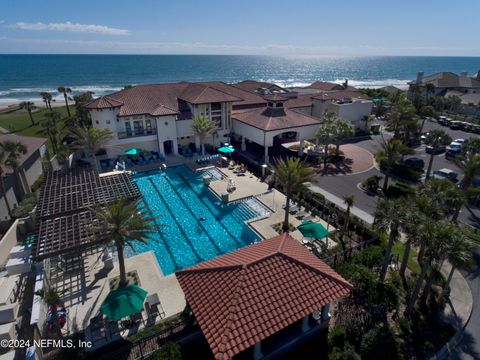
208,167,270,201
55,250,185,339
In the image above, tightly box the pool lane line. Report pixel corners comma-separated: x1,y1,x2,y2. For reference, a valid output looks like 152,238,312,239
161,174,225,255
148,178,204,263
174,170,244,247
138,196,180,271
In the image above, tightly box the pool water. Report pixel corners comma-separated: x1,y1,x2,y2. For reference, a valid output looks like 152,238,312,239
131,166,268,275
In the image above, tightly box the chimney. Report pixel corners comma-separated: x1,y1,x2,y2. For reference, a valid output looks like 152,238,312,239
343,79,348,89
416,71,424,84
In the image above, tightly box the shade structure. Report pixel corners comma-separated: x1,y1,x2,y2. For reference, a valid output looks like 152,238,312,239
124,148,141,155
297,221,329,240
218,146,235,154
100,284,148,321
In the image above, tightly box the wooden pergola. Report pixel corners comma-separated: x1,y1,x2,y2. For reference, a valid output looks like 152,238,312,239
33,168,141,260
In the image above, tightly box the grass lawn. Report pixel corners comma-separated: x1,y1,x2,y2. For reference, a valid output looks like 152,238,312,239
0,106,71,138
392,241,420,274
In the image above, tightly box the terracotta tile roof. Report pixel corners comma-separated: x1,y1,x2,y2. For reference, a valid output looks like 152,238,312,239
284,94,315,109
233,80,277,93
179,83,242,104
307,81,345,91
263,94,288,102
176,234,352,360
84,96,124,109
233,106,320,131
312,90,368,101
0,134,47,173
200,82,266,108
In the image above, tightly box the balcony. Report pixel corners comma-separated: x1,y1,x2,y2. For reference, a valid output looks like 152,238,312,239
117,128,157,139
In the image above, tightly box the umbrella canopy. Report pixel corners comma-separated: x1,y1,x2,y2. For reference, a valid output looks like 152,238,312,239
100,284,148,321
124,148,141,156
297,221,329,240
218,146,235,154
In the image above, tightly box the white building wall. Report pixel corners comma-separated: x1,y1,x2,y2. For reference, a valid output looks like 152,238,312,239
312,99,372,128
0,187,18,221
232,120,266,145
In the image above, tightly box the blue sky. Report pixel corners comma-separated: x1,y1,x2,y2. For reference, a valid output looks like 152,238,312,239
1,0,479,56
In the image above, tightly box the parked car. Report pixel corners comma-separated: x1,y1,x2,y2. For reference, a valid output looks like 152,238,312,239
447,141,463,151
449,121,462,130
403,157,425,170
453,138,465,145
446,148,462,159
437,116,448,126
426,144,446,154
420,132,429,142
433,168,459,182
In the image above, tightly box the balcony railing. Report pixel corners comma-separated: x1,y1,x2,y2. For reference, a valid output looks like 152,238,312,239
117,128,157,139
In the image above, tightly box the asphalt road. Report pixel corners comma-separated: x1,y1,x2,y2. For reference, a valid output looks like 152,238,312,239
315,121,479,227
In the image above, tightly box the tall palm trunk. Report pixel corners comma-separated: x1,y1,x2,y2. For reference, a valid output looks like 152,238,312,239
380,221,398,281
444,266,456,292
382,171,390,192
63,93,71,117
324,143,328,167
426,153,435,180
27,109,35,126
406,260,429,316
399,239,411,277
115,240,128,287
0,174,14,219
283,195,290,233
421,268,435,304
91,153,99,173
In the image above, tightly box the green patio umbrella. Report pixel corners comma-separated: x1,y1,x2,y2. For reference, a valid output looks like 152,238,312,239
100,284,148,321
297,221,329,240
217,146,235,154
124,148,141,156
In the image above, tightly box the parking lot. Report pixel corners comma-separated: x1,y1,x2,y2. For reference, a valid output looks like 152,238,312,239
313,119,480,228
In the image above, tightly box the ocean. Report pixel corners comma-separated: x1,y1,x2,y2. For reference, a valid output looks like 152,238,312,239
0,55,479,105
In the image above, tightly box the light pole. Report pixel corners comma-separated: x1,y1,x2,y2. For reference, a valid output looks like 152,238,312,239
325,213,337,249
261,164,268,181
271,170,276,212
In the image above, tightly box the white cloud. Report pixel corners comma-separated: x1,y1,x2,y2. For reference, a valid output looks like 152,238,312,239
13,21,129,35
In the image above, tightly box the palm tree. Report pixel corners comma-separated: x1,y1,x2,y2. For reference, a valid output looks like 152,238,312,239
40,112,62,153
35,287,68,338
69,126,113,173
40,92,53,111
191,116,217,156
315,122,335,167
19,101,36,126
275,157,315,232
94,199,156,287
1,141,28,197
57,87,72,116
386,96,417,139
424,129,451,179
0,149,14,219
342,195,355,243
374,198,407,281
425,83,435,101
406,221,450,315
375,139,413,192
443,225,478,292
398,201,423,277
332,118,355,156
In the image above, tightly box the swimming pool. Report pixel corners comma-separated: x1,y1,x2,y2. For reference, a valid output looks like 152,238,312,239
131,165,269,275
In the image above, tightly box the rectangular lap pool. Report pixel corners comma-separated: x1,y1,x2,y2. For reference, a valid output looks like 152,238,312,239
131,165,269,275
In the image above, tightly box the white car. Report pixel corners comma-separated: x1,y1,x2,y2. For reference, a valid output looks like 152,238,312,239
447,141,462,151
454,138,465,144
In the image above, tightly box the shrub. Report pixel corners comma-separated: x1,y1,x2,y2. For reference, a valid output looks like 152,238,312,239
352,245,384,269
12,192,37,218
328,324,346,349
329,344,361,360
362,175,382,193
360,326,398,360
151,342,182,360
385,182,415,198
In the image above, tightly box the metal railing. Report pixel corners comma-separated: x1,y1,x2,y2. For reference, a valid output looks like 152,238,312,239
117,128,157,139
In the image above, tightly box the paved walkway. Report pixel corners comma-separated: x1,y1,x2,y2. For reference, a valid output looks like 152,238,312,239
313,144,375,176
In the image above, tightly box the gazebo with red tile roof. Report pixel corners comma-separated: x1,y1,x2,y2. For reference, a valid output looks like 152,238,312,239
176,233,352,360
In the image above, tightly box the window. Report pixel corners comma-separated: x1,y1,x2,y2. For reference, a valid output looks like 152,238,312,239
276,102,284,108
95,120,99,124
133,120,144,135
125,122,132,136
211,102,222,111
268,102,274,107
146,119,152,134
106,120,111,124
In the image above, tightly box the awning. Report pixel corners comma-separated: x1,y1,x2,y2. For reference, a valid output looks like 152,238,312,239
297,221,329,240
100,284,148,321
